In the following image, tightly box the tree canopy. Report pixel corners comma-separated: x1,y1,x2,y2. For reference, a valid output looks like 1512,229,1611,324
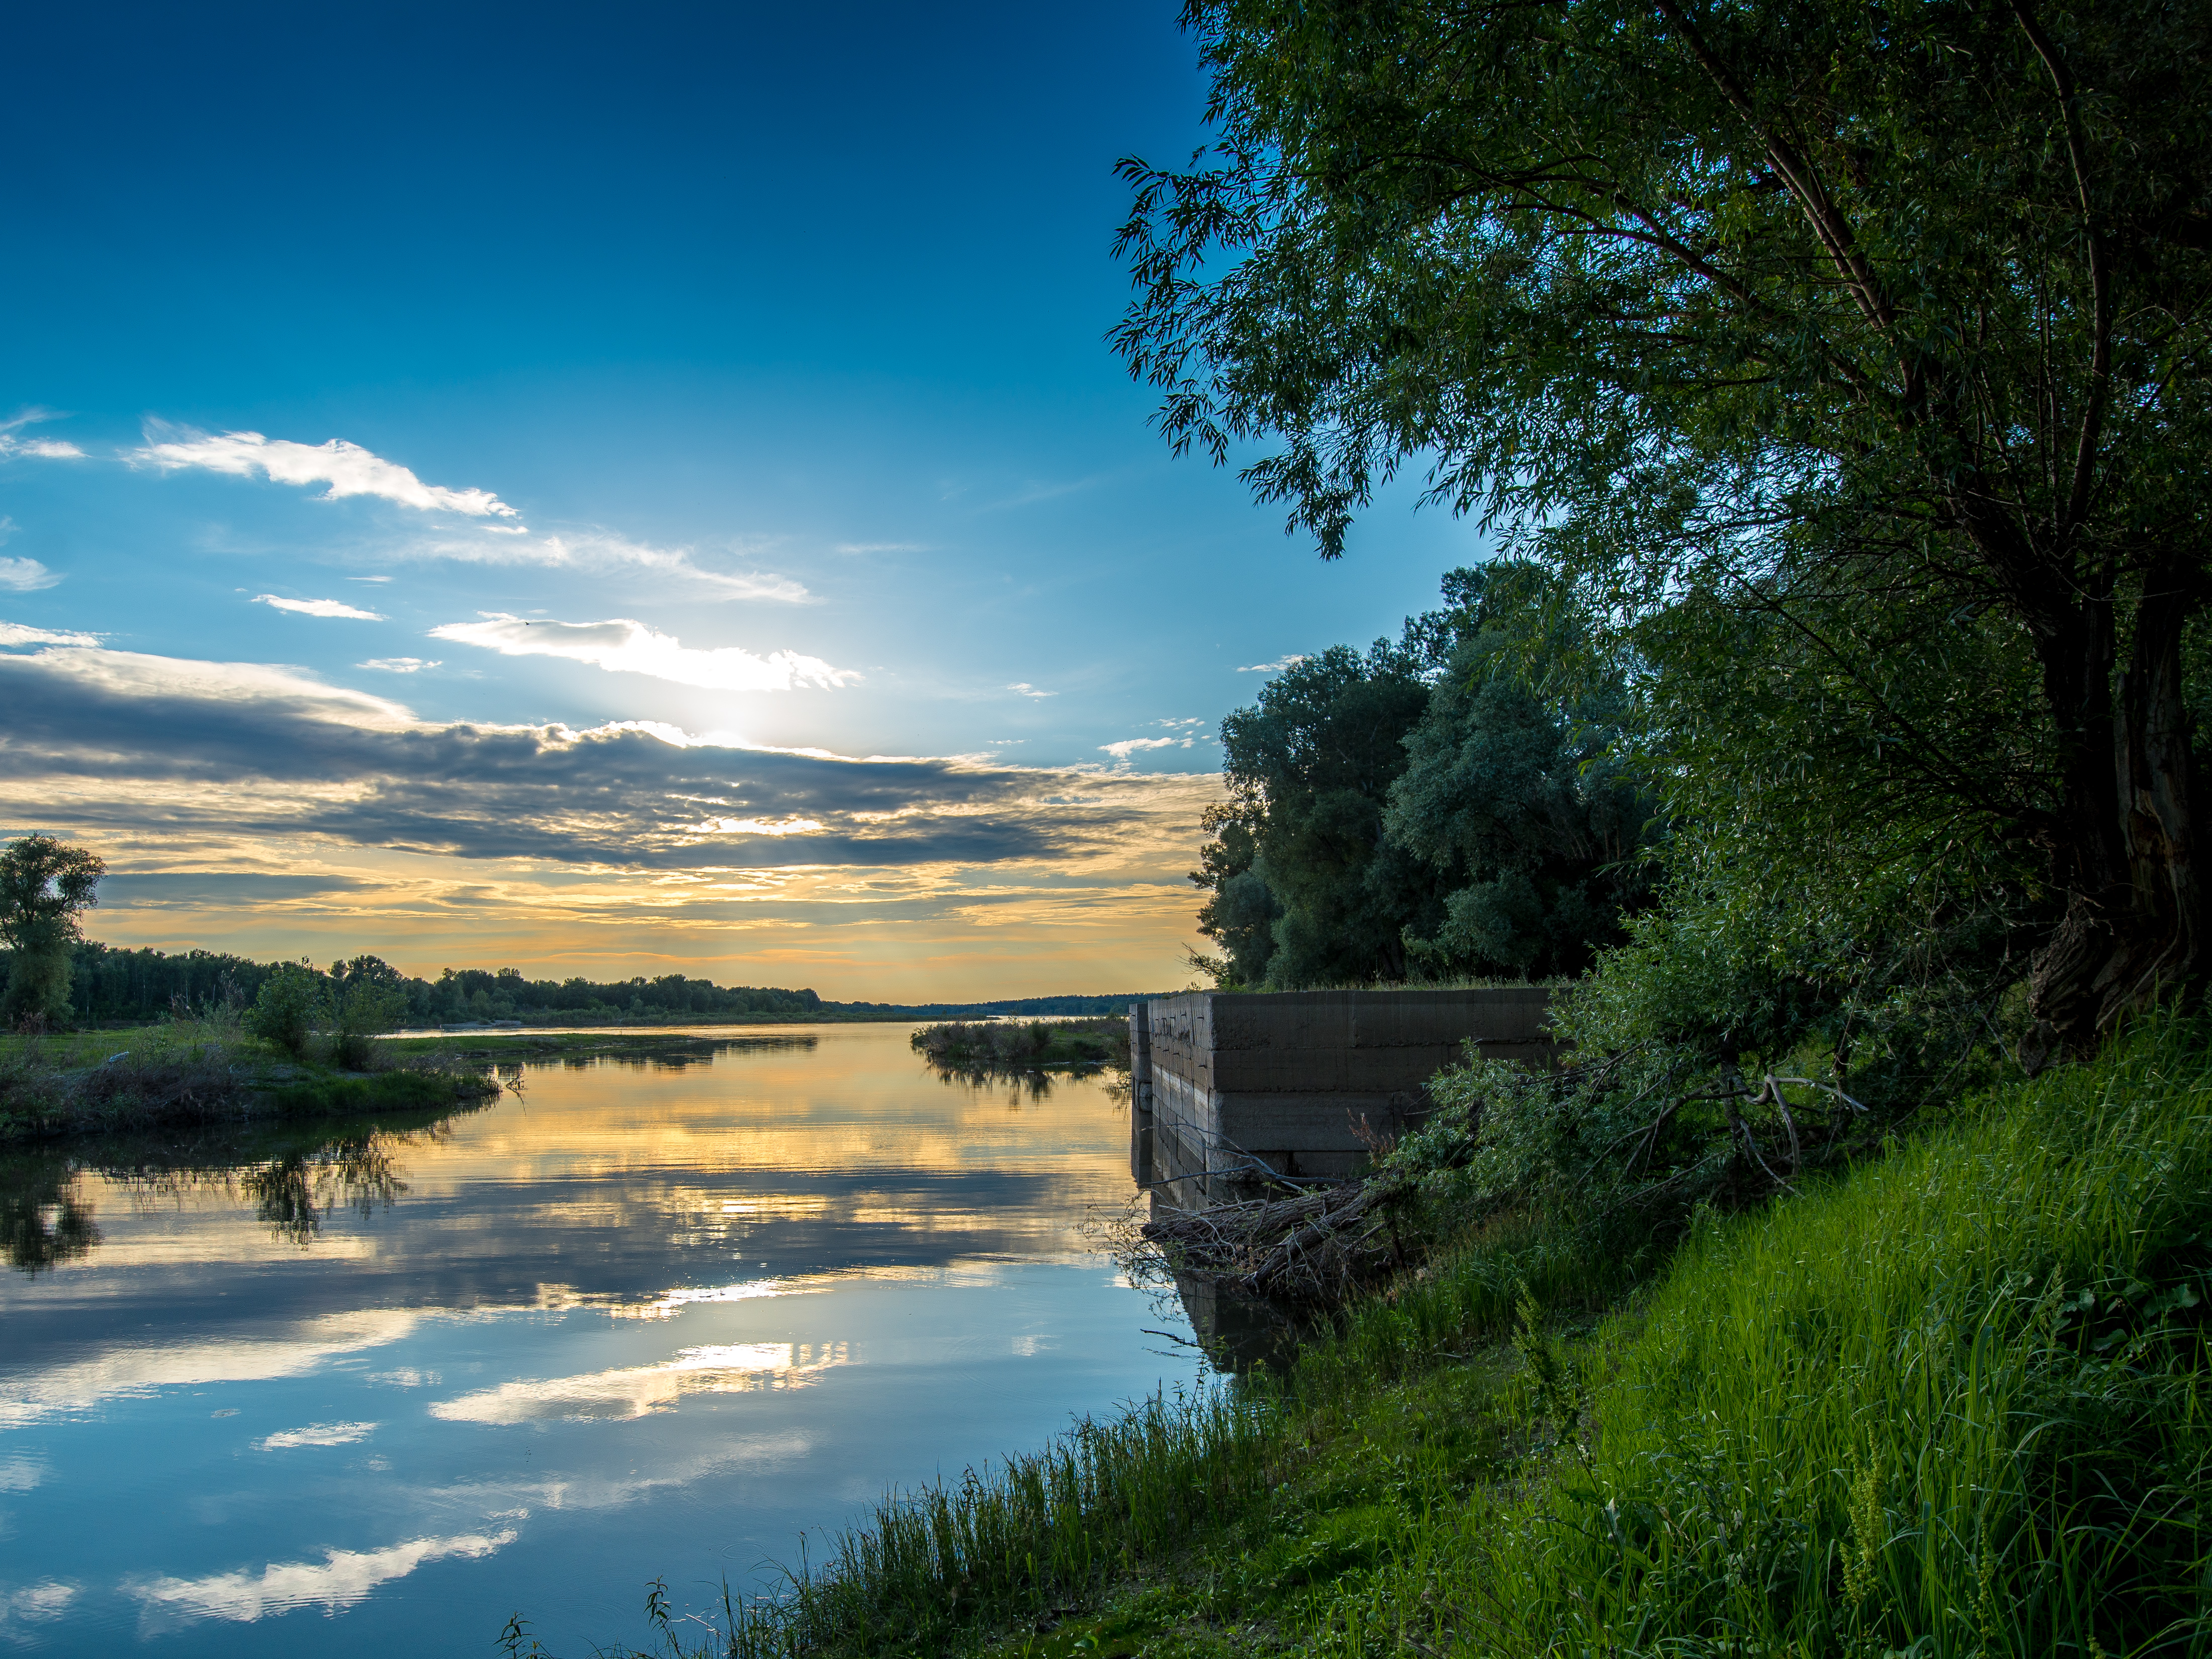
1117,0,2212,1057
1192,569,1658,987
0,835,105,1025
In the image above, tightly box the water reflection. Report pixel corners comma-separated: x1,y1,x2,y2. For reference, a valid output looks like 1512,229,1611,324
0,1024,1197,1657
1,1106,477,1270
3,1149,101,1276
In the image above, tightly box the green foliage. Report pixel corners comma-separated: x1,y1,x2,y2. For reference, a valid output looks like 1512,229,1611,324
1199,640,1437,987
1193,568,1658,989
246,962,325,1059
328,954,408,1070
1386,573,1658,979
0,835,105,1027
1118,0,2212,1047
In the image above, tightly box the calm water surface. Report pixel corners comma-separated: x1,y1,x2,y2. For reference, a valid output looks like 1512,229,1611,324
0,1024,1200,1653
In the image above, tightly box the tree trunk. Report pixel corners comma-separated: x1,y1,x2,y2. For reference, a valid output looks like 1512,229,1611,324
2024,574,2204,1064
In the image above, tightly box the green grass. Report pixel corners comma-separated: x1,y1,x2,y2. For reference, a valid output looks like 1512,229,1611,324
575,1016,2212,1659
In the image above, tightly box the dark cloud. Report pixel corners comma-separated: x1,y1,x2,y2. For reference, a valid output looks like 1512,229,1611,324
99,873,372,906
0,648,1201,869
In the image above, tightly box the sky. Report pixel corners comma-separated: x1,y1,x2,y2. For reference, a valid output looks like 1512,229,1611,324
0,1,1484,1002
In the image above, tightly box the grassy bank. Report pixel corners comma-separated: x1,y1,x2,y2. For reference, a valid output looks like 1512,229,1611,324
587,1018,2212,1658
0,1022,499,1142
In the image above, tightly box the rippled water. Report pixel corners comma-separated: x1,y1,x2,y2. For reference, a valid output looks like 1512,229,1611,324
0,1023,1199,1653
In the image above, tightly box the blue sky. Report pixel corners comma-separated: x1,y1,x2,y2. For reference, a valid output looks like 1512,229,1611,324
0,2,1482,999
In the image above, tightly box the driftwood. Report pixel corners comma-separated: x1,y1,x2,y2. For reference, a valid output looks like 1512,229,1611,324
1136,1177,1403,1303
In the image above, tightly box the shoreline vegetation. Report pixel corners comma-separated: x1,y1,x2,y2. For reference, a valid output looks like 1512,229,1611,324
0,1020,500,1143
573,1016,2212,1659
28,936,1159,1031
910,1017,1133,1077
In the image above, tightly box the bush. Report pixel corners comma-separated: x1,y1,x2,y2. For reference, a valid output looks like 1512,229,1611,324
246,963,324,1058
330,977,407,1071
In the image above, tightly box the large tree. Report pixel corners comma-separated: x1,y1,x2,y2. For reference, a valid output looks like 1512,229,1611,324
1115,0,2212,1058
0,834,105,1025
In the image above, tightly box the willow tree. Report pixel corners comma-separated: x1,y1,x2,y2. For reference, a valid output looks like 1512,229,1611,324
1114,0,2212,1058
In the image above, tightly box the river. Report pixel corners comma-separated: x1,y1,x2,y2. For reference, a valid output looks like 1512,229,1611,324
0,1023,1202,1653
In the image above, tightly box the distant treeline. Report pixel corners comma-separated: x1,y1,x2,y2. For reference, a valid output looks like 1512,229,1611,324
30,940,1161,1027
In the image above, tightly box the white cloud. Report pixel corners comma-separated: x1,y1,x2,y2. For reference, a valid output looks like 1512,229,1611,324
0,411,85,460
257,1421,376,1450
254,594,386,621
0,1310,421,1431
429,614,859,691
125,1530,516,1629
135,426,518,518
0,557,61,592
0,1581,77,1632
430,1341,844,1424
412,529,811,602
1007,682,1055,699
1237,655,1309,673
1101,736,1183,761
360,657,438,673
0,622,99,647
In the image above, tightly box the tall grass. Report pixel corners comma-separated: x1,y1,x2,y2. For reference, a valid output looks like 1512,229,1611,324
1459,1014,2212,1656
671,1386,1272,1657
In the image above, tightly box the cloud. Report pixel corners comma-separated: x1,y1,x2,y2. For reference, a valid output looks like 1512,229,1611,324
0,1308,420,1431
1101,736,1183,761
409,529,811,602
430,615,859,692
430,1341,844,1424
125,1530,516,1629
0,642,1215,872
0,621,99,647
257,1421,376,1450
1006,683,1055,700
254,594,386,621
0,1582,77,1634
1237,655,1309,673
360,657,437,673
134,426,518,518
0,557,61,592
0,410,85,460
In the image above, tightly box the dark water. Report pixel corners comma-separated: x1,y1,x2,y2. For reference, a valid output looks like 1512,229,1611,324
0,1024,1199,1653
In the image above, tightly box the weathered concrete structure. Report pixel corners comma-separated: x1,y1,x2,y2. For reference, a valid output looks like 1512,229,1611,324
1128,988,1558,1202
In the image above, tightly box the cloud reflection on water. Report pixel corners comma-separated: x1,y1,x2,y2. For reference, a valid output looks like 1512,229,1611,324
124,1530,518,1631
431,1340,849,1423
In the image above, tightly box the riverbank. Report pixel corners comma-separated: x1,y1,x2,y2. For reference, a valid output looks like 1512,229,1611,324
606,1015,2212,1658
0,1022,499,1142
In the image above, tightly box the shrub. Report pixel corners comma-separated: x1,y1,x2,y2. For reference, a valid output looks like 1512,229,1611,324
246,963,325,1058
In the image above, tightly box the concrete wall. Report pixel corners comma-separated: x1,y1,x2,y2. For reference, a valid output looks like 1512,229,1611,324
1129,988,1558,1201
